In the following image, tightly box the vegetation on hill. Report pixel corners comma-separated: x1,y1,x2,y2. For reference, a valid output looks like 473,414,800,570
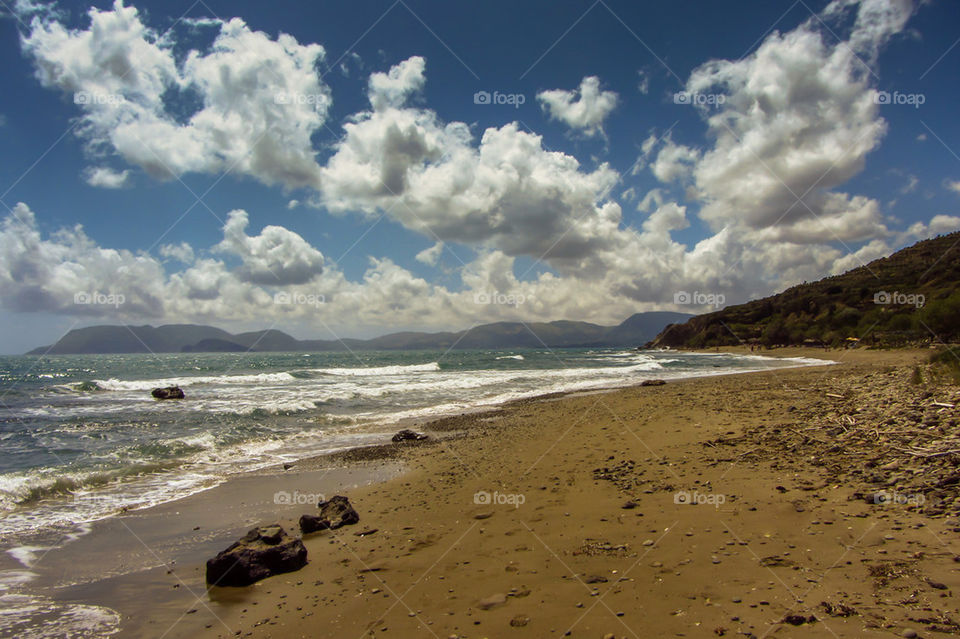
648,232,960,349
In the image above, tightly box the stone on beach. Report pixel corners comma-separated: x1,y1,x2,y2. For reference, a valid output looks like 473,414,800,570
206,525,307,587
151,386,185,399
392,429,429,442
640,379,666,386
299,495,360,533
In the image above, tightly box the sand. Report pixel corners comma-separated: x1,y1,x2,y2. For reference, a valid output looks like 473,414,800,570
90,347,960,638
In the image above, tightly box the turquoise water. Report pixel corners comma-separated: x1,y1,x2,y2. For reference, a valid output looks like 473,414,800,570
0,348,830,535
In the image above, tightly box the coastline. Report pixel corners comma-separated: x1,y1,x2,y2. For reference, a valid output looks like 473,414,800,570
22,346,960,638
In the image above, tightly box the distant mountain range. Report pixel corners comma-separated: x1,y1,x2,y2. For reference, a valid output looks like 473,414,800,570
27,312,693,354
648,231,960,349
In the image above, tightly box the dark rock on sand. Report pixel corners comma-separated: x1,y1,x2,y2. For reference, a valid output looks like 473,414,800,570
320,495,360,528
152,386,185,400
299,514,330,534
640,379,666,386
206,525,307,587
392,429,429,442
299,496,361,534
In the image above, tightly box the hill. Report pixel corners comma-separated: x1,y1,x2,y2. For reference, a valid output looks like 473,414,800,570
28,311,692,354
648,232,960,349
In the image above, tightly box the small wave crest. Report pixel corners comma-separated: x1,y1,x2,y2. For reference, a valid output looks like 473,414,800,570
309,362,441,376
93,371,297,391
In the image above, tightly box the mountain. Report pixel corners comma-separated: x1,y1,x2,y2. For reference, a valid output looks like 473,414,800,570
27,312,693,354
647,232,960,349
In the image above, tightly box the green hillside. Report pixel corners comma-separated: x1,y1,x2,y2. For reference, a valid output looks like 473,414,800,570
649,231,960,349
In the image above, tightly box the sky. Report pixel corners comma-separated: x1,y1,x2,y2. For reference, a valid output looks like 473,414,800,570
0,0,958,353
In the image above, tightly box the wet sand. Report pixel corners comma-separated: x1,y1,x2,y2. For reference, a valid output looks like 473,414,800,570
42,347,960,638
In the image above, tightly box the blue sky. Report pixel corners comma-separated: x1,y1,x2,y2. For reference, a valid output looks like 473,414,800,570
0,0,958,353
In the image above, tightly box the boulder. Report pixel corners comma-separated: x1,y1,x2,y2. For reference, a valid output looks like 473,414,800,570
152,386,185,400
299,514,329,534
640,379,666,387
392,429,429,443
206,525,307,587
319,495,360,529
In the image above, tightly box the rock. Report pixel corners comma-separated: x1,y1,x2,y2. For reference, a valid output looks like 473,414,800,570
782,614,816,626
925,577,948,590
901,629,918,638
585,575,608,584
509,615,530,627
206,525,307,587
299,514,330,534
392,429,429,443
320,495,360,529
640,379,666,386
151,386,185,400
621,500,639,509
477,593,507,610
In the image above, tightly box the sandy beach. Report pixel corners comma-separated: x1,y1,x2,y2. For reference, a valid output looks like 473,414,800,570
37,347,960,638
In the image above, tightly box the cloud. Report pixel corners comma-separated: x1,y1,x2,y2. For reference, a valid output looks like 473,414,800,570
84,167,130,189
158,242,194,264
636,69,650,95
20,0,329,188
537,76,618,137
368,55,425,112
650,137,700,183
320,58,622,265
415,242,444,266
945,180,960,195
0,203,166,316
655,0,917,251
215,210,325,285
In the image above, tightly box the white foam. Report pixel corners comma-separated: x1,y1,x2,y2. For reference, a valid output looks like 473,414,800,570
94,371,297,391
495,354,525,360
309,362,441,376
0,594,120,638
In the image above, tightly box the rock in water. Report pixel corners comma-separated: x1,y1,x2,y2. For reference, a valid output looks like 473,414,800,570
392,429,429,442
318,495,360,529
206,525,307,587
152,386,185,400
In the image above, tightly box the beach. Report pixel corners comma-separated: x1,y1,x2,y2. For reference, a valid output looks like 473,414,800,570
28,346,957,638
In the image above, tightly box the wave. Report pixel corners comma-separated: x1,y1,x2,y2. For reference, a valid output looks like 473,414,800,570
308,362,441,376
93,371,297,391
495,354,524,360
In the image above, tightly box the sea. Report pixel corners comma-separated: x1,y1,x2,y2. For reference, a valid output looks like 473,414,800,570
0,347,831,636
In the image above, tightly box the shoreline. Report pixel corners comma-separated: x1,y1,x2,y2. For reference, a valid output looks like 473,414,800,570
11,347,947,638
